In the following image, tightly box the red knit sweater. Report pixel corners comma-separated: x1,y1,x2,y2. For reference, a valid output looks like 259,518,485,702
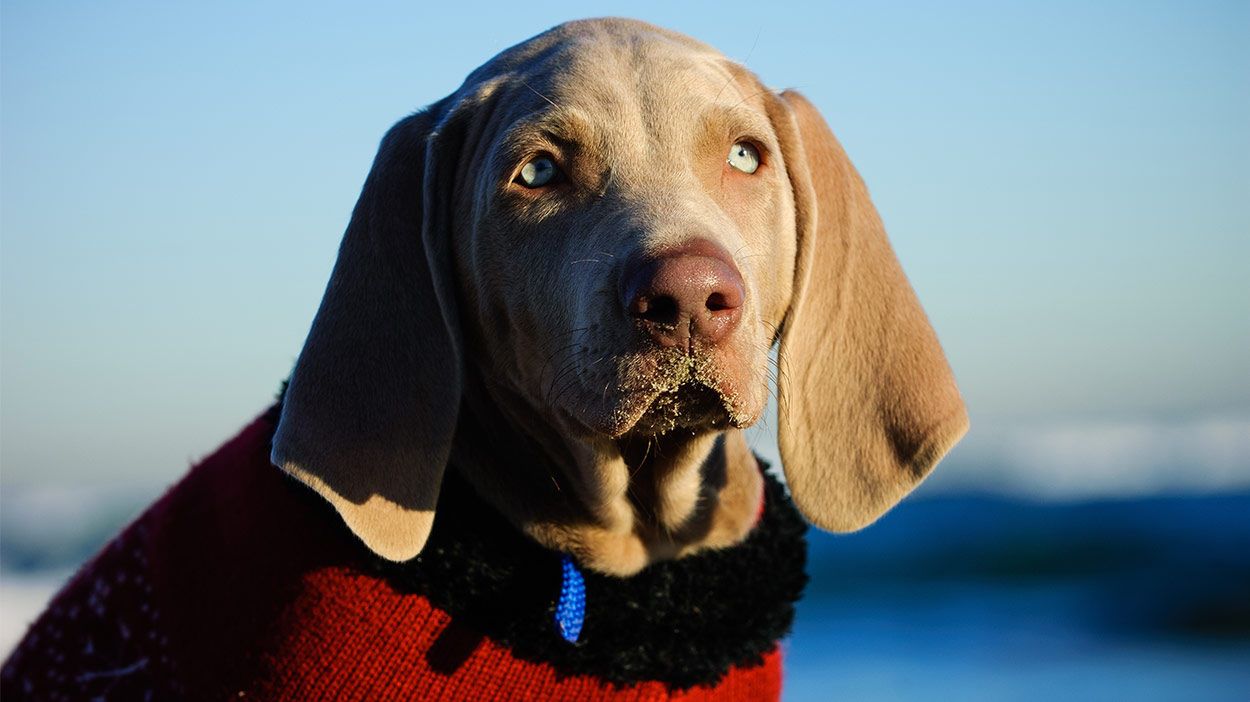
2,412,804,700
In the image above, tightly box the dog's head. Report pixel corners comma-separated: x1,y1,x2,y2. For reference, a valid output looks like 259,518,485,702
272,19,967,575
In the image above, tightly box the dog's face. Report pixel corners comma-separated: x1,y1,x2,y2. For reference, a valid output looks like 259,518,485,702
443,26,799,569
272,19,968,575
457,35,792,443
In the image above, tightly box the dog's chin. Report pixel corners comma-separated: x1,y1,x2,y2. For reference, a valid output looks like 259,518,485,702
598,379,761,444
626,382,736,437
558,343,767,441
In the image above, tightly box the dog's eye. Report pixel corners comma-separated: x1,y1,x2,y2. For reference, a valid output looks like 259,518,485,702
727,142,760,174
517,156,560,188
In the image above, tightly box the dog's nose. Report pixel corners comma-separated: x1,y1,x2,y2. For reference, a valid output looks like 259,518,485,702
621,240,745,349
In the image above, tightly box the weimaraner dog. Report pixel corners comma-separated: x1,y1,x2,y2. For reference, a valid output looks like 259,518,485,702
3,17,967,700
272,18,968,575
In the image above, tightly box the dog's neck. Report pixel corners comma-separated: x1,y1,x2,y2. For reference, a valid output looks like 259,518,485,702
449,374,764,576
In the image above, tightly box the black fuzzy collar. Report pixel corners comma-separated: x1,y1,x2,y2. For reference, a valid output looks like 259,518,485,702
368,465,809,689
266,397,808,689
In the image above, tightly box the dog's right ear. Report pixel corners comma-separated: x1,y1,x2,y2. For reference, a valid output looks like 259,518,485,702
272,105,463,562
768,90,968,534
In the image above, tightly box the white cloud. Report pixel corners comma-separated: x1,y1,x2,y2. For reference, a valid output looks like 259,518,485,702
930,414,1250,499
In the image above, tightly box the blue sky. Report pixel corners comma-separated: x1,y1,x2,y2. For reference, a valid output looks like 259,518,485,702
2,1,1247,494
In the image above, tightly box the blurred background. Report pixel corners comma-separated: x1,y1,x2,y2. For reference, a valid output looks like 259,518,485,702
2,1,1247,699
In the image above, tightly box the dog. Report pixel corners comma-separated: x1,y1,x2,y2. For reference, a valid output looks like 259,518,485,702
2,18,966,701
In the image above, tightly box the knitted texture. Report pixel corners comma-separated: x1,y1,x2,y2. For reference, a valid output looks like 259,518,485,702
555,554,586,643
375,448,809,689
1,410,807,701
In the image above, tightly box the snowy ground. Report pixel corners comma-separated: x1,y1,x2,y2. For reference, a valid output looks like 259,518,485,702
0,571,72,658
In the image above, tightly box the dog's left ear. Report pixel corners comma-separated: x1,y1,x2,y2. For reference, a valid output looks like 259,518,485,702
271,105,464,561
767,89,968,532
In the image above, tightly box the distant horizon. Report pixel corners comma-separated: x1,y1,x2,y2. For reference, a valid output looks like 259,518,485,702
4,460,1248,583
0,409,1245,502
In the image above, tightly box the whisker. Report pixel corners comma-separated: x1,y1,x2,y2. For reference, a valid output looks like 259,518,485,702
546,349,589,402
742,29,762,68
731,87,783,111
713,30,763,104
541,337,590,383
541,334,594,404
520,79,559,109
549,375,585,409
713,73,735,104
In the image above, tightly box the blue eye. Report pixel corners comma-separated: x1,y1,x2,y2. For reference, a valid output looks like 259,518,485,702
517,156,559,188
727,142,760,174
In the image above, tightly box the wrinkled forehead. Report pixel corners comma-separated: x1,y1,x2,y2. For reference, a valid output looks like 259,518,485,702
457,20,771,150
474,19,739,95
542,34,740,110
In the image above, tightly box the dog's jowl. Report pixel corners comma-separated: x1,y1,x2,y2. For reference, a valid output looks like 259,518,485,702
2,18,966,701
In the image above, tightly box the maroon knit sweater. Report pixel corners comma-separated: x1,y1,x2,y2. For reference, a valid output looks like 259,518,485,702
1,411,807,700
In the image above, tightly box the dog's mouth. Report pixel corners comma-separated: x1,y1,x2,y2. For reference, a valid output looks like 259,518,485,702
607,351,757,438
561,340,765,440
628,381,734,437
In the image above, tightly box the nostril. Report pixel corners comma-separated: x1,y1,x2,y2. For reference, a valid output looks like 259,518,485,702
705,292,731,312
636,295,678,324
620,240,745,347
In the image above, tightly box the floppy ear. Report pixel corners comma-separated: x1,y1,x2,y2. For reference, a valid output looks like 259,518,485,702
271,107,463,561
770,90,968,532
